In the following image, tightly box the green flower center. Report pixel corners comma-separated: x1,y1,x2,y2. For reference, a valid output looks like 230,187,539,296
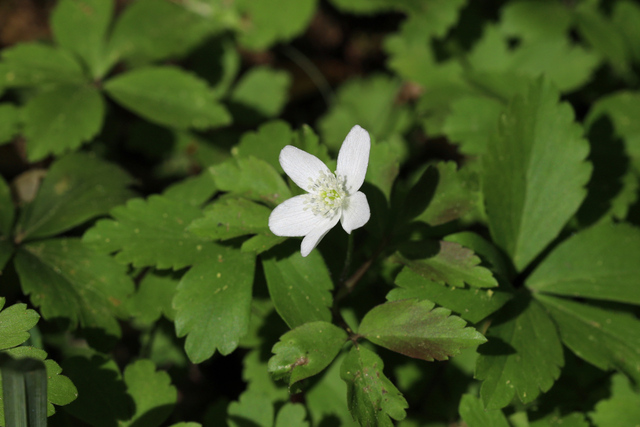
305,170,348,217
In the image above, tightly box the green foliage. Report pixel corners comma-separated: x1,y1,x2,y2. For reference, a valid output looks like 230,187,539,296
2,0,640,425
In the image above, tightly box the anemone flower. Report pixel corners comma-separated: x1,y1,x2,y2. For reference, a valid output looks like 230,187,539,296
268,125,371,257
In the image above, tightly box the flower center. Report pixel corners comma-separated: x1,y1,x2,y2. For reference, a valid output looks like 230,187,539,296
304,170,348,217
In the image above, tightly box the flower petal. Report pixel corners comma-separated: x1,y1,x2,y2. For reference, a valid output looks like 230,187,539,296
269,195,319,236
336,125,370,193
301,214,340,257
340,191,370,234
279,145,331,192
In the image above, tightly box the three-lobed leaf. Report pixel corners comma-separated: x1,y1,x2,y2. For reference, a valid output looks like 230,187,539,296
359,299,487,361
482,78,591,271
458,394,510,427
173,245,256,363
188,198,271,241
340,345,408,427
527,221,640,305
16,152,135,242
268,321,347,387
475,294,564,409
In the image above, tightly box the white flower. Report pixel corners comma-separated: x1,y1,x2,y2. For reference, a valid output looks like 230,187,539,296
269,125,371,257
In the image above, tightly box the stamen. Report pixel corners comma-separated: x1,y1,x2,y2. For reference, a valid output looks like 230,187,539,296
304,170,348,217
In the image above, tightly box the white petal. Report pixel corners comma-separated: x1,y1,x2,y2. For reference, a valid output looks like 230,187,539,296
269,195,319,237
336,125,370,193
340,191,370,234
301,214,340,257
279,145,331,192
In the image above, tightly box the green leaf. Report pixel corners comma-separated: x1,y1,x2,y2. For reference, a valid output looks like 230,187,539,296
0,353,47,427
227,390,273,427
242,349,288,402
389,268,511,323
236,0,316,50
241,233,287,255
340,345,408,426
613,1,640,64
535,294,640,384
173,245,255,363
61,355,131,427
161,171,218,207
442,96,503,156
590,373,640,427
0,174,14,237
0,103,19,145
475,294,564,409
527,222,640,305
499,0,572,42
1,346,78,420
458,394,509,427
318,75,411,150
233,120,293,172
262,249,333,328
209,156,291,207
275,403,309,427
395,240,498,289
22,85,105,162
50,0,113,78
366,136,403,201
0,43,85,88
0,299,39,351
482,78,591,271
268,321,347,387
14,238,134,337
120,359,176,427
126,270,178,325
0,239,12,274
16,152,134,242
106,0,231,66
83,195,213,270
359,299,487,361
529,412,589,427
104,66,231,130
230,67,291,123
188,198,271,241
444,232,514,280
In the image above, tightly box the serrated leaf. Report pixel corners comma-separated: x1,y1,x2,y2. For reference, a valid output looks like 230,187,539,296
367,136,403,201
318,75,411,150
262,248,333,328
535,294,640,384
162,171,218,207
268,321,347,387
589,373,640,427
230,67,291,124
83,195,213,270
120,359,176,427
234,120,293,172
482,78,591,271
104,66,230,130
50,0,113,78
173,245,255,363
442,97,503,156
62,355,132,427
476,294,564,409
499,0,572,42
389,268,511,323
13,238,134,337
242,349,288,402
275,403,309,427
227,390,273,427
0,103,19,145
444,232,514,280
340,345,408,426
529,412,589,427
188,198,271,241
0,43,85,88
236,0,316,50
209,156,291,207
16,152,134,242
1,346,78,421
106,0,229,66
527,222,640,305
241,233,286,254
0,175,13,237
613,1,640,64
458,394,510,427
395,240,498,289
0,300,39,350
126,270,178,324
23,84,105,161
359,299,487,361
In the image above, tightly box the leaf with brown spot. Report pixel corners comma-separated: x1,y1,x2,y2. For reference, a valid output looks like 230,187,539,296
359,299,487,362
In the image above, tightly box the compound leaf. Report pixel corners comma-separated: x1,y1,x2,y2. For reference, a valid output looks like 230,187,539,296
0,299,40,351
590,373,640,427
188,198,271,241
458,394,510,427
